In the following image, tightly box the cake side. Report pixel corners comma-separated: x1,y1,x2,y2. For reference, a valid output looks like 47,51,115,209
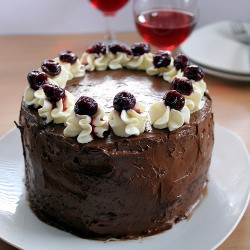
19,94,213,238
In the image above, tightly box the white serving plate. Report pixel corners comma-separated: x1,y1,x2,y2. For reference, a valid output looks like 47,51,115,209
0,125,249,250
180,21,250,78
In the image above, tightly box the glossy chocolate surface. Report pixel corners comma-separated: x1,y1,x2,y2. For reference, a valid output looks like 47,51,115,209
19,69,214,239
67,69,168,112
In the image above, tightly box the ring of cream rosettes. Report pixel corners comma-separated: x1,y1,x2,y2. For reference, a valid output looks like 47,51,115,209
24,43,207,144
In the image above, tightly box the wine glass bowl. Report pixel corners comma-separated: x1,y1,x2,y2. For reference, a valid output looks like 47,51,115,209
90,0,129,16
134,0,198,52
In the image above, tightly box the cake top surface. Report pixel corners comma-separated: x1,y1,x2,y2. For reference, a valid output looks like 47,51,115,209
22,42,207,144
67,69,168,112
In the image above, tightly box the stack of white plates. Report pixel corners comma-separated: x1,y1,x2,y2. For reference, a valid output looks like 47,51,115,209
180,21,250,81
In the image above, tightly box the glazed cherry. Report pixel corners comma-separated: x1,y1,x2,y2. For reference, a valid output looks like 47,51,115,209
174,54,190,71
27,70,48,90
183,66,204,81
130,42,150,56
170,78,193,96
41,60,61,76
74,96,98,116
153,50,171,68
113,91,136,112
163,90,185,111
86,42,106,55
109,44,132,55
43,83,65,103
103,128,111,137
59,50,78,64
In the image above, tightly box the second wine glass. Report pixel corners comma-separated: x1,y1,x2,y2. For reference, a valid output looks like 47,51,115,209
133,0,198,52
89,0,129,43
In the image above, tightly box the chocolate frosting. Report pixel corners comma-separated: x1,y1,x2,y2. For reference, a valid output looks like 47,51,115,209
19,69,214,239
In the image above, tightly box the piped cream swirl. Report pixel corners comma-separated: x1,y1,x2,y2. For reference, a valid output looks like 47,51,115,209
38,90,74,124
48,65,71,89
125,53,153,70
109,52,131,70
163,67,179,82
149,101,190,131
109,102,148,137
146,58,178,82
54,57,85,79
24,78,59,108
174,71,207,113
39,65,71,89
64,107,109,144
80,53,115,71
24,86,46,108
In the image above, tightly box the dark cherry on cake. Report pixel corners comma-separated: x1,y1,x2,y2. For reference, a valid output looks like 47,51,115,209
131,42,150,56
113,91,136,112
59,50,78,64
86,42,106,55
43,83,65,103
27,70,49,90
184,65,204,81
153,50,171,68
109,44,132,55
174,54,190,71
163,90,185,111
41,59,61,76
170,78,193,96
74,96,98,116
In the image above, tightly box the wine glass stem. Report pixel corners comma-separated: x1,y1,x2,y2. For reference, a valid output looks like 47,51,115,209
104,15,115,42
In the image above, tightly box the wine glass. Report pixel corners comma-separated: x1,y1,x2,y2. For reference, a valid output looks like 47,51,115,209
89,0,129,43
133,0,198,52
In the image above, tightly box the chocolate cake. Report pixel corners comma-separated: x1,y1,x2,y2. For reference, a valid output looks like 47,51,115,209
19,43,214,239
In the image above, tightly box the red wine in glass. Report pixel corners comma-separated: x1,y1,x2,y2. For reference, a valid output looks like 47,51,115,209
90,0,128,16
135,8,196,51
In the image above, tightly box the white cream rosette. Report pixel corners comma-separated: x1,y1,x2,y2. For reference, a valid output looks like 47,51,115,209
49,65,71,89
147,66,170,76
39,65,71,89
149,101,190,131
173,73,207,113
109,102,148,137
64,107,109,144
24,86,46,108
24,78,60,108
125,53,153,70
162,67,179,82
146,58,177,80
108,52,131,70
54,57,85,79
184,81,206,112
80,52,114,71
38,90,74,124
193,79,206,95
